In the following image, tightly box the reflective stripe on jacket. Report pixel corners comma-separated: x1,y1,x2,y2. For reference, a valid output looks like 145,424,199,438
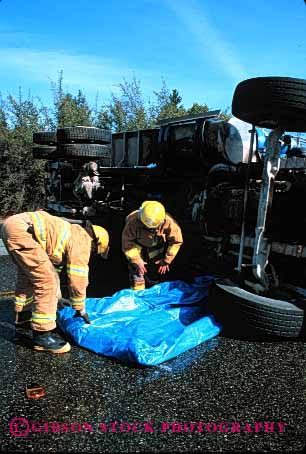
29,211,71,263
28,211,92,309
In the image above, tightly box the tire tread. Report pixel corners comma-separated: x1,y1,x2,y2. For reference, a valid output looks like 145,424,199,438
232,76,306,131
209,280,305,338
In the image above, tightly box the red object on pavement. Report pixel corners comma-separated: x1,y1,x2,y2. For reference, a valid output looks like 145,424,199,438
25,384,46,400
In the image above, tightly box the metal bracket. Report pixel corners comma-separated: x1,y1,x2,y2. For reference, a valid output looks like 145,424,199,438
237,125,256,272
252,126,284,289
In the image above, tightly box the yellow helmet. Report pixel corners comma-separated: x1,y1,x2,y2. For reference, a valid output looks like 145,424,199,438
139,201,166,229
92,225,109,258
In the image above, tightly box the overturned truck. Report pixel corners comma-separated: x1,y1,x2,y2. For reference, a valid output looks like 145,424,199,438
33,76,306,338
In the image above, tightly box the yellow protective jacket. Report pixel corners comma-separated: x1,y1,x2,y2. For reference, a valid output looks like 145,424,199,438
122,210,183,265
26,211,92,309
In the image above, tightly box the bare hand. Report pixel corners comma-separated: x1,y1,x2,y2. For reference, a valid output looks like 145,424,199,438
135,259,147,275
155,259,170,275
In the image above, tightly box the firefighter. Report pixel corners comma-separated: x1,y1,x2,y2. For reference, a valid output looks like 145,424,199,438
73,161,101,217
1,211,109,354
122,201,183,290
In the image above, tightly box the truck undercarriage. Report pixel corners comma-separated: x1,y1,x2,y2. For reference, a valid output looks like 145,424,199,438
29,76,306,337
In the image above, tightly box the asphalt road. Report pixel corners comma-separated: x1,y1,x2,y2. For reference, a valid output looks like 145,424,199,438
0,217,305,453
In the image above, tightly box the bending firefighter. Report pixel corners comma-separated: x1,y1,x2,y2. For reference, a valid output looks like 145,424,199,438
1,211,109,354
122,201,183,290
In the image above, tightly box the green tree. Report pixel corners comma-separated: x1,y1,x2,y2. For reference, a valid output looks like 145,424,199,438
51,72,92,128
187,102,209,116
117,76,148,130
94,104,112,130
109,99,127,132
153,81,186,122
0,90,49,215
219,107,232,121
98,75,149,132
0,95,8,143
95,76,220,131
169,88,182,107
0,100,7,131
56,91,92,128
0,96,8,164
97,77,191,132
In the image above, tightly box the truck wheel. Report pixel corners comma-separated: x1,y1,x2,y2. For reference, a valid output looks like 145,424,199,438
208,279,305,338
232,77,306,132
56,144,111,160
33,132,57,145
57,127,111,144
32,146,57,159
207,163,238,186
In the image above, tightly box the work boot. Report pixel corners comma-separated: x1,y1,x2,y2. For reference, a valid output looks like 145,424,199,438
32,330,71,354
15,311,32,329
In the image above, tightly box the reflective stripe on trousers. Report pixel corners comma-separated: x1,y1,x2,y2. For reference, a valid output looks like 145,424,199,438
1,218,59,332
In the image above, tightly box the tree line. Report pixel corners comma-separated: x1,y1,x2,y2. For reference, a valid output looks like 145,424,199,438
0,72,230,216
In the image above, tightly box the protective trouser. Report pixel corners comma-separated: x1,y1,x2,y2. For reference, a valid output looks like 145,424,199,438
128,243,165,290
1,213,60,332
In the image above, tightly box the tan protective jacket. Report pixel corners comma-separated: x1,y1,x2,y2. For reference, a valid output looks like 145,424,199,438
5,211,92,310
122,210,183,265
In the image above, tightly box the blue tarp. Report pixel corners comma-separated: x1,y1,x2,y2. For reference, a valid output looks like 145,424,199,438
57,276,222,366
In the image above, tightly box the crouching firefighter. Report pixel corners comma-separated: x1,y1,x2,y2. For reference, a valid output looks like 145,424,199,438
1,211,109,354
122,201,183,290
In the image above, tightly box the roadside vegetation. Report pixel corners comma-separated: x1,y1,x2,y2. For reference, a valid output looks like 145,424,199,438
0,72,230,216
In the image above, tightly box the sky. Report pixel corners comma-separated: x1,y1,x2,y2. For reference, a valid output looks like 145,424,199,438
0,0,306,113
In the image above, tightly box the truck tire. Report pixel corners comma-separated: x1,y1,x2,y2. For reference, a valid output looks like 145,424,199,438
207,163,238,186
56,144,111,159
208,279,305,338
57,127,111,144
232,77,306,132
33,131,57,145
32,146,57,159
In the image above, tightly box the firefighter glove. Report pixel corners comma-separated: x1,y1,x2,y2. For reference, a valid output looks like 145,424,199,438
73,308,91,324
